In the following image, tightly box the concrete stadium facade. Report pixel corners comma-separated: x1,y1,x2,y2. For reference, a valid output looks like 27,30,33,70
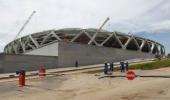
0,28,165,73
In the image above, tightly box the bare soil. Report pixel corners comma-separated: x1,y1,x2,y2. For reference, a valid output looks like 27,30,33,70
1,67,170,100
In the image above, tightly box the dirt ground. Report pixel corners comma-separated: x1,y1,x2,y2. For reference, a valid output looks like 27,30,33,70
1,67,170,100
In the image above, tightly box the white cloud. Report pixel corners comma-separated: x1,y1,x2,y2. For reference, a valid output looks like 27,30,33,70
108,0,170,33
147,20,170,33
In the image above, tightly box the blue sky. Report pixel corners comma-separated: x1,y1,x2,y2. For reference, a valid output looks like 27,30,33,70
0,0,169,53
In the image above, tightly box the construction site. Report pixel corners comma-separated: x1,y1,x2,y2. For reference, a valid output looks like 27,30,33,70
0,13,165,73
0,2,170,100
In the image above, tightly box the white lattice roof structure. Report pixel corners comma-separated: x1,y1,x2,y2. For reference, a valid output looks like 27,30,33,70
4,28,165,55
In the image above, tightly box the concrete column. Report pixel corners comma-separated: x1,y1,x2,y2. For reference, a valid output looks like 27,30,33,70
139,40,145,51
123,37,131,49
19,39,26,53
150,43,155,53
113,32,124,49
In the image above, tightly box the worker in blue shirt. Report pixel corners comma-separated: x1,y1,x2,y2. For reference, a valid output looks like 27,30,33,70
125,62,129,71
104,62,108,75
120,61,125,72
110,62,114,72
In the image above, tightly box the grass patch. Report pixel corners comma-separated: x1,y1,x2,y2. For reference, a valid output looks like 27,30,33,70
130,59,170,70
83,67,120,74
83,69,103,74
83,59,170,74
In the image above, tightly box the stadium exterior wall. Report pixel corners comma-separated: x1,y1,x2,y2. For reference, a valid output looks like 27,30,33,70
58,42,155,67
24,41,155,67
0,54,58,73
0,41,155,73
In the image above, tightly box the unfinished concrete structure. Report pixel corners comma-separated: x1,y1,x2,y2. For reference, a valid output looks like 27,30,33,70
4,28,165,55
1,28,165,73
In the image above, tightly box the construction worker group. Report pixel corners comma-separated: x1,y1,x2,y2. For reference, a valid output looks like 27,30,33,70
104,61,129,75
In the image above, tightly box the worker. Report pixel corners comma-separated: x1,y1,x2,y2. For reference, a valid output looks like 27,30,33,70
120,61,125,72
125,62,129,71
110,62,114,72
104,62,108,75
75,60,78,67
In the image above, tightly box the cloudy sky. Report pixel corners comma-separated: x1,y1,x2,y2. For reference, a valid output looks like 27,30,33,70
0,0,169,53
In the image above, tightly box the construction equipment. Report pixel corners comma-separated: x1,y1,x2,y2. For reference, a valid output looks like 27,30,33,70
88,17,110,45
14,10,36,40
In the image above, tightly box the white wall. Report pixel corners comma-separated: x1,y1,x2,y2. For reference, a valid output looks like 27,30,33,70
24,43,58,56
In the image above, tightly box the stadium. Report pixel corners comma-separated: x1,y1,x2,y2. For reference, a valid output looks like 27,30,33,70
0,28,165,73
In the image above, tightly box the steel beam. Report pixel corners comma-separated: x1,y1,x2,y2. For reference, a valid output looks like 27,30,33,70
99,33,114,46
88,17,109,45
51,31,61,41
40,33,52,45
71,30,84,42
84,31,99,45
29,35,39,48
